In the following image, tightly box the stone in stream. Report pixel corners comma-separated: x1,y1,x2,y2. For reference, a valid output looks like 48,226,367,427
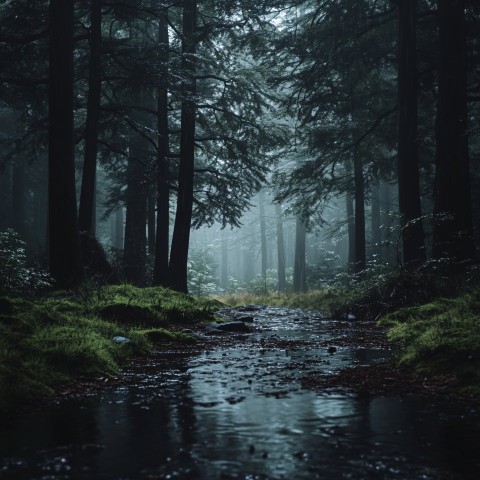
236,305,264,312
204,321,252,334
234,314,254,323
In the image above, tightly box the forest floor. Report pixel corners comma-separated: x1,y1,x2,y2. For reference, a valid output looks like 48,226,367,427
54,306,478,406
2,271,480,415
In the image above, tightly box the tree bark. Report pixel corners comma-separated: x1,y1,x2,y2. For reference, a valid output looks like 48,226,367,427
275,204,286,292
220,228,228,290
124,144,147,285
147,189,156,255
345,172,355,270
371,182,381,261
397,0,425,267
78,0,102,234
259,190,267,285
153,8,171,286
12,159,26,239
114,207,124,250
353,145,366,273
432,0,475,261
168,0,197,293
48,0,84,288
293,217,307,292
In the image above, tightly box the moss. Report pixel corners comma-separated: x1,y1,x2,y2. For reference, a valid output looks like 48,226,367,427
380,288,480,392
135,327,196,344
0,284,216,414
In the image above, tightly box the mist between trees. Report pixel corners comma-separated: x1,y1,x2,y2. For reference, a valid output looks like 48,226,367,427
0,0,479,294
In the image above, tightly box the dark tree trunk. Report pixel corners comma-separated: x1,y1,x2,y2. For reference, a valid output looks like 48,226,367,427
293,217,307,292
114,207,124,250
153,9,171,286
275,204,286,292
346,191,355,269
371,182,381,261
220,229,228,290
0,165,12,231
380,183,394,263
432,0,475,260
12,160,26,238
397,0,425,267
353,145,366,273
78,0,102,234
124,145,147,285
259,190,267,283
48,0,84,288
147,189,156,255
168,0,197,293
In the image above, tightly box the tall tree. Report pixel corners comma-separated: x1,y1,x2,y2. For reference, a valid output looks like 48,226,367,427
397,0,425,267
432,0,475,261
78,0,102,234
153,7,171,286
353,144,366,273
123,141,147,285
275,203,286,292
48,0,84,288
293,217,307,292
168,0,197,292
259,190,267,283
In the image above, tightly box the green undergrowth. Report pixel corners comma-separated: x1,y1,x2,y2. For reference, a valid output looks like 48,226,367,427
0,284,217,413
214,287,351,313
379,288,480,393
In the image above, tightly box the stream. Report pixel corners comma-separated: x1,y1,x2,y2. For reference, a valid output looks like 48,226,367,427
1,306,479,479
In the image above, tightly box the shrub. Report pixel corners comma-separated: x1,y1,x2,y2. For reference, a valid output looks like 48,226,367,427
0,229,52,296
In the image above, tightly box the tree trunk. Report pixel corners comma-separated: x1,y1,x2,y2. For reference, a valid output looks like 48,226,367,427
48,0,84,288
153,8,171,286
259,190,267,285
12,159,26,239
353,145,366,273
293,217,307,292
0,165,12,231
275,204,286,292
397,0,425,267
432,0,475,260
147,189,156,255
346,192,355,270
371,182,381,261
380,183,394,262
168,0,197,293
114,207,124,250
220,228,228,290
124,144,147,285
78,0,102,234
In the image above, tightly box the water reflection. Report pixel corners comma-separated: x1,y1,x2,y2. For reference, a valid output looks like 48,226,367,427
1,308,479,479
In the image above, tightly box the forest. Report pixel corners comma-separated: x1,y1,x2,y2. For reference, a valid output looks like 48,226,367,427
1,0,480,479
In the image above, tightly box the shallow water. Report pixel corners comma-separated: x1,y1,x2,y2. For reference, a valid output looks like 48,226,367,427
1,307,479,479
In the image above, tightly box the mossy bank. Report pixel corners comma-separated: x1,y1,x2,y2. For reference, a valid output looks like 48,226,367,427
0,284,218,414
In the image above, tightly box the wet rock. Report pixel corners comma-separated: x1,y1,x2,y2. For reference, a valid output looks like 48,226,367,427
203,324,227,335
113,336,131,344
235,315,254,323
215,321,252,333
204,321,252,334
237,305,264,312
